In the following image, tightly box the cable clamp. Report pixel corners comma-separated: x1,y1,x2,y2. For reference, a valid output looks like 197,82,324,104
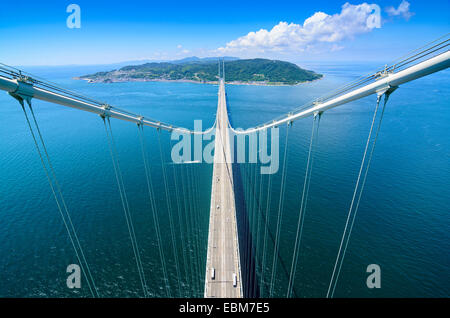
100,104,111,119
376,85,398,102
9,79,34,106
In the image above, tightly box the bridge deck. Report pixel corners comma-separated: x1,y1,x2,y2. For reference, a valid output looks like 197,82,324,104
204,79,242,298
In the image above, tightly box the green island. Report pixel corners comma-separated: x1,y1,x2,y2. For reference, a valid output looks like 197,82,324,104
77,57,322,85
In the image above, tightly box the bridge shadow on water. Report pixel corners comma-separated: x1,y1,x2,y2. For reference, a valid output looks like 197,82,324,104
227,92,298,298
232,162,260,298
232,164,299,298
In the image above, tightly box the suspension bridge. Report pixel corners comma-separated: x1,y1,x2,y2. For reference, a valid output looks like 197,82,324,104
0,36,448,298
204,77,242,297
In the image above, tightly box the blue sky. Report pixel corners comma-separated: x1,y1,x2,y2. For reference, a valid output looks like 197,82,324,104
0,0,448,66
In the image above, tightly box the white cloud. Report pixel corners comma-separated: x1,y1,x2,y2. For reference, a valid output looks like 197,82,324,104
386,0,414,21
216,2,382,55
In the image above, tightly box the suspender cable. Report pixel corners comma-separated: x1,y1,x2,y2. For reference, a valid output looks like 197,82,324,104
260,130,273,297
157,129,182,297
19,100,98,298
240,162,247,296
332,93,390,298
247,161,256,296
192,164,203,296
286,113,321,298
169,142,189,297
103,117,148,297
196,164,206,294
188,163,201,295
189,163,201,296
193,163,206,293
191,163,202,292
247,163,253,297
255,165,264,296
246,161,253,296
184,163,196,295
138,125,171,297
179,161,196,296
269,123,291,297
251,159,259,297
29,101,99,297
252,156,264,297
247,162,253,296
194,164,203,296
326,92,391,298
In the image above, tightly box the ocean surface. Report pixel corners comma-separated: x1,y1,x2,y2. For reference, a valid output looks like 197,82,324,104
0,62,448,297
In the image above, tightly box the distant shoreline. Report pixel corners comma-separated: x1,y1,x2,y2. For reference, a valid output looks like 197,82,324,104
73,77,323,87
74,57,323,86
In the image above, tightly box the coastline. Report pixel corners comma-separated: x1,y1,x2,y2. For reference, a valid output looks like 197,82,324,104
73,76,324,87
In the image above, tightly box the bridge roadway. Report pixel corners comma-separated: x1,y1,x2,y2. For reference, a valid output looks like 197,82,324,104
204,79,242,298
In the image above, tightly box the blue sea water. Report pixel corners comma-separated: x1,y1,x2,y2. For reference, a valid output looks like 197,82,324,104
0,62,448,297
